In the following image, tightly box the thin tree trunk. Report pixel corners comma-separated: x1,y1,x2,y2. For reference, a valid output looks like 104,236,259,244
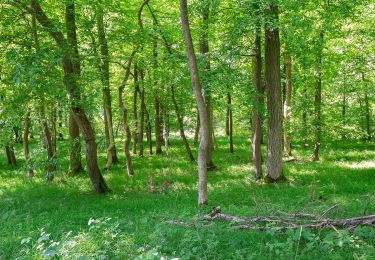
302,88,308,148
132,65,139,154
138,69,145,157
226,107,230,136
118,51,135,176
171,84,195,162
153,21,162,155
180,0,209,205
96,1,118,168
146,109,153,155
58,107,64,140
23,110,33,177
251,25,263,180
227,93,234,153
313,31,324,162
265,4,283,181
51,107,57,153
162,102,170,157
283,52,292,156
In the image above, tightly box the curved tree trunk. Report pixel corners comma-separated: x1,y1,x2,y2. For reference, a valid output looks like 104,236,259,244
265,4,283,181
180,0,209,205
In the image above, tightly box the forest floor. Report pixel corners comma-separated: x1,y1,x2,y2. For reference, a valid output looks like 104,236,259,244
0,137,374,259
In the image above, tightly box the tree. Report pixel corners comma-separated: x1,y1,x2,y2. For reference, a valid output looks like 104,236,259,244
180,0,209,205
265,3,283,181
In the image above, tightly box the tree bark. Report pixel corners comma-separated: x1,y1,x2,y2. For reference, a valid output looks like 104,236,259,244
251,25,263,180
342,72,347,140
313,31,324,162
96,0,118,168
283,52,292,156
180,0,209,205
65,0,83,175
162,102,170,157
265,4,283,181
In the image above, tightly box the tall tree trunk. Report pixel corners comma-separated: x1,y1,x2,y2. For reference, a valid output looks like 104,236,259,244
226,107,230,136
313,31,324,162
171,84,195,162
23,110,33,177
283,52,292,156
153,21,163,155
362,72,372,140
199,3,215,170
132,65,139,154
180,0,209,205
251,25,263,180
118,51,135,176
96,0,118,168
65,0,83,175
227,92,234,153
265,4,283,181
138,69,145,157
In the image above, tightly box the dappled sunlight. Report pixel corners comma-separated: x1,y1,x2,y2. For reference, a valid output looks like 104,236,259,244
337,160,375,170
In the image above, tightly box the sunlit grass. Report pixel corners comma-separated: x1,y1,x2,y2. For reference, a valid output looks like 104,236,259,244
0,137,374,258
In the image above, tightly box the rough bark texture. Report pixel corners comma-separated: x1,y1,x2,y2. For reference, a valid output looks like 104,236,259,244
199,3,215,169
194,112,200,145
180,0,209,205
65,0,83,175
283,52,292,156
23,111,33,177
96,1,118,168
265,4,283,181
251,26,263,180
313,32,324,162
29,0,110,193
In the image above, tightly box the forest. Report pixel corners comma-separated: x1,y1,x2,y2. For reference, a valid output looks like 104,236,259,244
0,0,374,258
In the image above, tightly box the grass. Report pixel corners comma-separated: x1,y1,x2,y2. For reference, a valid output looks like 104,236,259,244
0,136,374,259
